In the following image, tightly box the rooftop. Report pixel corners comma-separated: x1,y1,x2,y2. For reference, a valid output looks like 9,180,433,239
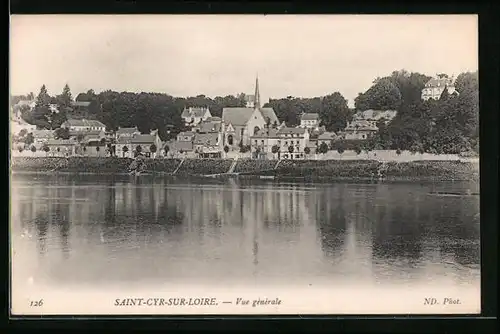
116,127,139,134
277,127,307,136
193,133,219,146
182,107,210,118
62,119,106,128
130,134,157,144
251,128,280,138
301,113,319,121
353,109,397,121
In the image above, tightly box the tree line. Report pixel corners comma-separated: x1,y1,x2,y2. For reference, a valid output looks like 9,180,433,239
15,68,478,155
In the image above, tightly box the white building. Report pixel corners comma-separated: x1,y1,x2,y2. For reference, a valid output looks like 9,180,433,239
277,127,310,160
61,119,106,132
299,113,320,129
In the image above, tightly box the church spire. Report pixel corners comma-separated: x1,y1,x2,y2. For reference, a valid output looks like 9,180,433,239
254,73,261,109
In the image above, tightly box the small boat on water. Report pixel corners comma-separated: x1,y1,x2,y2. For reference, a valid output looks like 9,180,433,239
259,175,275,180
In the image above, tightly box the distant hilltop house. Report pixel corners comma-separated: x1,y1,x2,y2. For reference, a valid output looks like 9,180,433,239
421,75,458,101
299,113,320,129
181,107,212,126
342,109,397,140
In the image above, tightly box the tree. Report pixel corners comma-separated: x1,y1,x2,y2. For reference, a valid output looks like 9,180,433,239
96,146,100,152
54,127,70,140
354,145,362,155
271,144,280,158
18,129,28,137
319,92,351,132
123,146,129,156
150,144,157,156
317,142,329,154
17,146,24,153
354,78,402,111
164,145,170,157
32,85,52,129
30,145,36,154
224,145,229,154
288,145,294,154
136,145,142,154
304,147,311,155
396,148,402,155
42,144,50,155
24,133,34,146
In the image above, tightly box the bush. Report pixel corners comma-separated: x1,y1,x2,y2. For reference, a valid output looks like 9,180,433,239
233,159,276,174
177,159,233,175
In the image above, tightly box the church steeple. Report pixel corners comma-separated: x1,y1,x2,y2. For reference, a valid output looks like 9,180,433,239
254,74,261,109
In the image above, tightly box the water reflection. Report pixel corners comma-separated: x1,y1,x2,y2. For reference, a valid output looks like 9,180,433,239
11,174,480,288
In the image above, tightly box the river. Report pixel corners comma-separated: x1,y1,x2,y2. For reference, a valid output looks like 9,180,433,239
10,174,481,315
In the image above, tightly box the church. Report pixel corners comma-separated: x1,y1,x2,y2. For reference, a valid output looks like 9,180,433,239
221,76,279,150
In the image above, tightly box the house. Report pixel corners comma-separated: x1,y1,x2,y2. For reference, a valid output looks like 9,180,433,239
343,109,397,140
222,76,279,150
181,107,212,126
277,127,310,160
250,128,281,160
342,120,378,140
61,118,106,132
317,132,337,147
115,130,162,158
421,75,458,101
115,126,141,139
245,94,256,108
192,119,223,134
32,129,55,146
176,131,196,142
45,139,77,157
171,140,195,157
193,132,223,158
300,113,320,129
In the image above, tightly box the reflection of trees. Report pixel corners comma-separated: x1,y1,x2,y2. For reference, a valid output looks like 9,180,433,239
430,199,480,267
316,188,347,258
34,213,49,255
371,202,423,266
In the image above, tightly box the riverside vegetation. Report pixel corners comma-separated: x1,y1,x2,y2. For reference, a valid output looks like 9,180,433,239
11,157,479,182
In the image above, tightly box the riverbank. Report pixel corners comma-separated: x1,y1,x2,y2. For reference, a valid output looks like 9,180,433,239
10,157,479,182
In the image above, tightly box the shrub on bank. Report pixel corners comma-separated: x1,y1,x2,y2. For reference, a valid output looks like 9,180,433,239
384,161,479,180
143,159,182,173
60,157,133,173
275,159,380,178
177,159,233,175
233,159,276,174
11,157,69,172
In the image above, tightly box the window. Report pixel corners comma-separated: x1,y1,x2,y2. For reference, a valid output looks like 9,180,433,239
254,126,260,135
227,135,234,145
261,140,264,145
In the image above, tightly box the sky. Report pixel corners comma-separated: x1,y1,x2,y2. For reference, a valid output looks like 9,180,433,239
10,15,478,107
